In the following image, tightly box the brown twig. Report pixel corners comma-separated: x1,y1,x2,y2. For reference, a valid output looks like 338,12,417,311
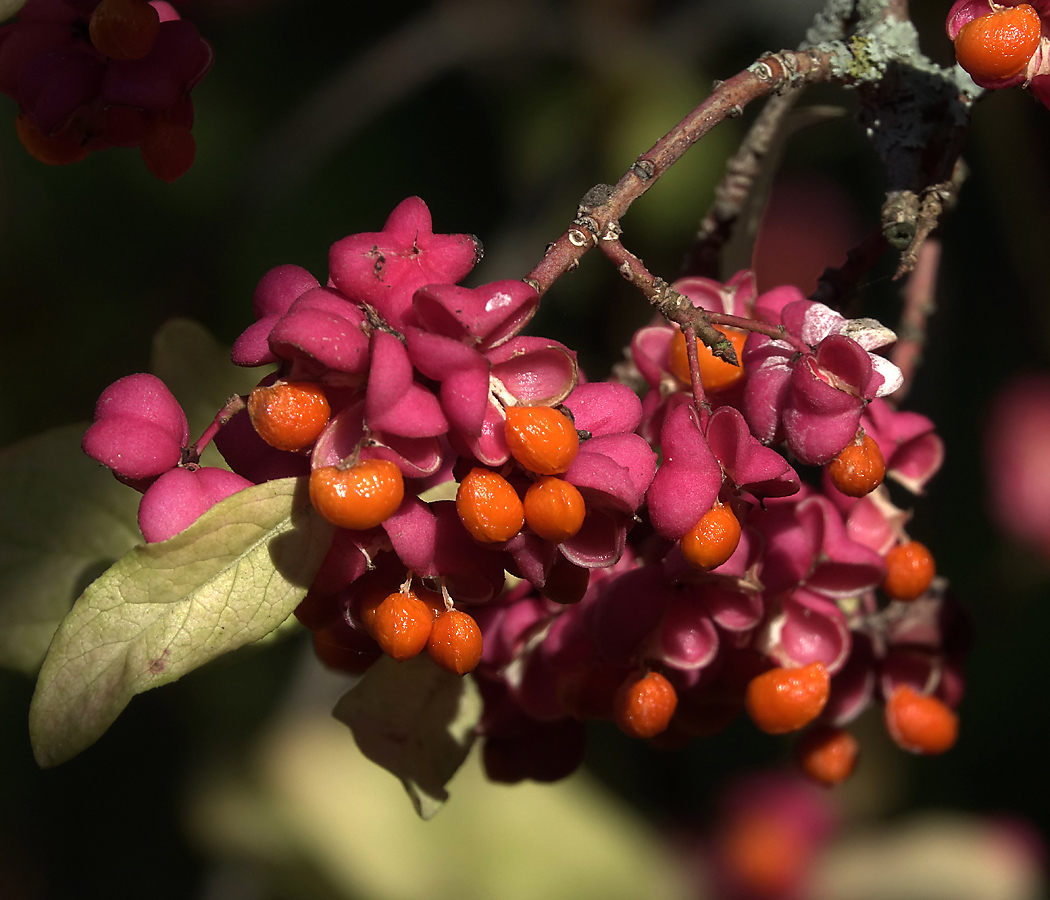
889,236,941,403
885,0,910,22
892,160,967,279
598,235,737,365
684,88,803,279
598,236,809,360
682,325,710,418
523,48,837,296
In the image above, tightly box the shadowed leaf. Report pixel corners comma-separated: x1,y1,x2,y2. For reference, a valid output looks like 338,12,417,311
0,425,141,674
333,654,481,819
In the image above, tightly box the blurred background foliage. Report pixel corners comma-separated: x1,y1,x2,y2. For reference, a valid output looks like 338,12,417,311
2,0,1050,897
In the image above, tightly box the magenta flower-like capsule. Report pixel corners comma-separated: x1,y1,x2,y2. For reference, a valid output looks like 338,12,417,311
137,465,252,542
82,373,189,483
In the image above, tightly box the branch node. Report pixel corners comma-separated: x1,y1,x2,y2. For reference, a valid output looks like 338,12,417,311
631,158,655,181
882,190,920,250
578,183,615,215
575,215,600,235
749,59,776,83
567,228,594,249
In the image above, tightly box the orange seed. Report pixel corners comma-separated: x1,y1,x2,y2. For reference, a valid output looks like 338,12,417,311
680,503,741,570
309,459,404,531
884,684,958,755
668,326,748,392
882,540,936,601
504,405,580,475
248,381,331,452
827,433,885,498
523,476,586,543
745,662,830,734
954,3,1042,83
456,468,524,543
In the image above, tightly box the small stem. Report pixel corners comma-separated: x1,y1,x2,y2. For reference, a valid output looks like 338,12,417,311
889,236,941,404
705,312,809,354
524,48,836,296
599,237,739,364
601,235,811,358
884,0,909,22
682,325,710,423
184,394,247,464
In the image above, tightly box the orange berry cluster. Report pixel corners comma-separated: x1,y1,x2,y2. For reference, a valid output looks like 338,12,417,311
245,380,413,535
244,380,409,536
740,657,956,787
93,196,958,794
370,589,483,675
310,578,484,678
455,405,587,545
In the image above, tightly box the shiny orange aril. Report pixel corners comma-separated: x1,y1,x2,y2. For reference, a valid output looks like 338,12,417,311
828,433,885,497
371,590,435,662
882,540,936,601
427,609,483,675
795,724,860,786
456,468,524,543
89,0,161,60
613,670,678,739
680,502,741,570
248,381,330,452
15,115,88,166
504,405,580,475
523,476,586,543
954,3,1042,82
884,684,958,755
745,662,830,734
309,459,404,530
140,119,196,183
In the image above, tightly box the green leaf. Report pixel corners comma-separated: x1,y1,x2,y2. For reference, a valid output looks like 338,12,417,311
150,318,268,469
0,425,141,675
29,476,333,767
333,654,481,820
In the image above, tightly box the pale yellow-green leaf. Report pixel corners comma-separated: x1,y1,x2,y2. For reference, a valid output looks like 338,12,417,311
0,0,27,22
29,476,332,767
333,654,481,819
0,425,141,674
